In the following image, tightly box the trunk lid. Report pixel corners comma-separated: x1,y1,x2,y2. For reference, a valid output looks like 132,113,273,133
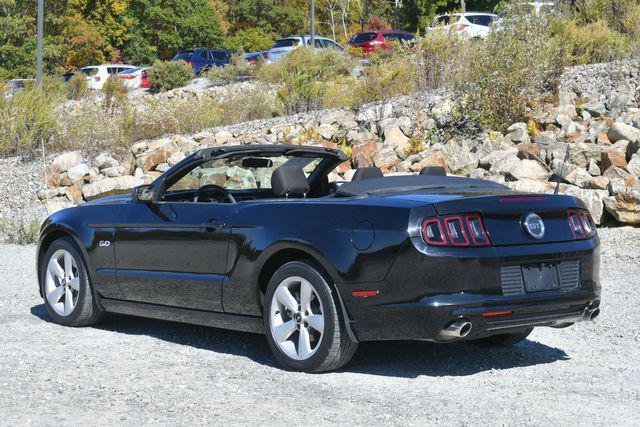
432,194,578,246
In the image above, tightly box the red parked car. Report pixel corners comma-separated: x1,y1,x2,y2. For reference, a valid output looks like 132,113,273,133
348,30,417,54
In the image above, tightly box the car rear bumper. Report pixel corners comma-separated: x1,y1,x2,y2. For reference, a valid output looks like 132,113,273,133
339,237,601,342
348,287,600,342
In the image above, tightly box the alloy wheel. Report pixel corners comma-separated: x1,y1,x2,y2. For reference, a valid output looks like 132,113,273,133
44,249,80,316
269,276,325,360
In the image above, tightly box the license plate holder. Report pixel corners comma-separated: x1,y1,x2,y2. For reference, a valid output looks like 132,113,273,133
522,263,560,292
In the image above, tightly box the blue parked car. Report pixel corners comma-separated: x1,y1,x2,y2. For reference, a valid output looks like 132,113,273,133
172,49,236,75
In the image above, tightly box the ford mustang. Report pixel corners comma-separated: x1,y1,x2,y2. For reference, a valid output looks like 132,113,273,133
37,144,601,372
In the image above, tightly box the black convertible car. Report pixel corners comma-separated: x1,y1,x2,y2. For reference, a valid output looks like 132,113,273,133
37,144,601,372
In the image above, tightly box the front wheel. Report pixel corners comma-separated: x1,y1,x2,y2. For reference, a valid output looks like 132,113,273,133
470,328,534,347
263,260,357,372
41,237,102,327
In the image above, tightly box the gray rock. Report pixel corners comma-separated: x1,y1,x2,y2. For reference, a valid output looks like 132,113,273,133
52,151,83,173
561,186,609,224
508,159,552,181
82,176,144,199
506,123,530,144
627,154,640,177
588,159,601,176
66,163,90,181
608,122,640,143
581,100,607,117
604,189,640,224
94,153,120,170
449,153,479,176
101,166,125,177
564,167,593,188
556,114,573,128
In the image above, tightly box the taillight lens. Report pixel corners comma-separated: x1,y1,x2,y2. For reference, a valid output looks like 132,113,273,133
567,209,596,239
422,213,491,247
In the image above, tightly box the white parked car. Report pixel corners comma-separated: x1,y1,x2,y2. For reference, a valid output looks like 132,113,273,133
266,35,344,62
80,64,137,90
428,12,499,39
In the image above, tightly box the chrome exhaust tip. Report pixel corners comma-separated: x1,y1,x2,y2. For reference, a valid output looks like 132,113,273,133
441,320,473,338
583,307,600,322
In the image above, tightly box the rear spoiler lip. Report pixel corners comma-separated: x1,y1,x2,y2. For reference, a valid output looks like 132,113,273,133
433,193,584,216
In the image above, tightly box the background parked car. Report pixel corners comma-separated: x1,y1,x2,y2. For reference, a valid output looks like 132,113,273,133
172,49,236,75
428,12,499,39
266,36,343,62
80,64,137,90
117,67,151,90
348,30,417,54
3,78,34,95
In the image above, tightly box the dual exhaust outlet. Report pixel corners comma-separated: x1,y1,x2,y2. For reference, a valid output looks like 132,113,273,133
440,306,600,340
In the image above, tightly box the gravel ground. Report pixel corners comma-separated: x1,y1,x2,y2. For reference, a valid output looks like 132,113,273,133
1,228,639,425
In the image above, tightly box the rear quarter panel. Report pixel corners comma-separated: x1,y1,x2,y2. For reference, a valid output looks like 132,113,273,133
222,197,430,315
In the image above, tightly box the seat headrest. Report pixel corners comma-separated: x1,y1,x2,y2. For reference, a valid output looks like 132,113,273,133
419,166,446,176
352,167,383,180
271,166,309,197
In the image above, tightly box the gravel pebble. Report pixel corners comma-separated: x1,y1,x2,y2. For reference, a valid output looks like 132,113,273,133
1,228,639,424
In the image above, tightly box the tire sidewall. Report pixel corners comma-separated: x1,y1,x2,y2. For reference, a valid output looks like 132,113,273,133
41,237,91,326
263,261,339,371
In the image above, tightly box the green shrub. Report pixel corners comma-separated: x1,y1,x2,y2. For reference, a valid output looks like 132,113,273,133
550,19,632,65
0,217,41,244
0,77,64,157
206,55,256,85
102,76,129,113
220,87,278,123
147,60,193,93
258,47,354,114
67,73,90,100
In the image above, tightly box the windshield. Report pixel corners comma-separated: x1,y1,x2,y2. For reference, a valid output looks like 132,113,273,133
167,155,324,193
349,33,377,44
80,67,98,76
173,52,193,61
466,15,496,26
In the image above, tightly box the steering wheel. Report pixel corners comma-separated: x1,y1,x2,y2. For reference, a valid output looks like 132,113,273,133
194,184,236,204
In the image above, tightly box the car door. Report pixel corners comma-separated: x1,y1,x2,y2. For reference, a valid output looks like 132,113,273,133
114,160,237,312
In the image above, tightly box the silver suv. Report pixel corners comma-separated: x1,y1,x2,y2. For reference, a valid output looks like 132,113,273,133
266,35,344,62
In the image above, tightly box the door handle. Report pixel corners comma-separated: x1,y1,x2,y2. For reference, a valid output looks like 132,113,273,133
200,219,218,231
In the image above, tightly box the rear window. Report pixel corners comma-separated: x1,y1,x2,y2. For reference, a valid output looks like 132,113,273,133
173,52,193,61
80,67,98,76
118,67,140,75
466,15,496,26
433,15,459,26
209,51,231,61
382,33,415,42
272,38,298,48
349,32,377,44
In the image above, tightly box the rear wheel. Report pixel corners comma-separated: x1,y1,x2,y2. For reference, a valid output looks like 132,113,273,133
263,260,357,372
470,328,534,347
41,237,102,327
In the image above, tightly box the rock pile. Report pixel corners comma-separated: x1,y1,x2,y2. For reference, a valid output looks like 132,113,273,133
38,61,640,225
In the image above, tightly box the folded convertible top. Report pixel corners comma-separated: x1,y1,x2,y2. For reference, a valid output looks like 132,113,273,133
336,175,509,197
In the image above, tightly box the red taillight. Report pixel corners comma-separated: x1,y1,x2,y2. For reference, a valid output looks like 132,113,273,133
118,75,135,79
141,75,150,89
422,218,447,245
457,23,469,30
466,214,491,246
444,216,469,246
422,213,491,247
567,209,595,239
186,61,194,68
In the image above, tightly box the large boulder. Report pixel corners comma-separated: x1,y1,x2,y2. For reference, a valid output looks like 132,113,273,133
52,151,83,173
448,153,478,176
627,154,640,177
372,145,400,172
601,149,628,173
410,151,449,173
66,163,90,182
563,166,593,188
82,176,144,200
608,122,640,144
351,141,377,168
505,123,530,144
604,189,640,224
383,127,411,159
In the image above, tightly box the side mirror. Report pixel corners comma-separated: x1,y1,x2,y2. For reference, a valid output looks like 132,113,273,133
132,184,156,203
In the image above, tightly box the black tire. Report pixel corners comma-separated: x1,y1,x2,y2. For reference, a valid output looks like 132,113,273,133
470,327,534,347
263,260,358,372
40,237,102,327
